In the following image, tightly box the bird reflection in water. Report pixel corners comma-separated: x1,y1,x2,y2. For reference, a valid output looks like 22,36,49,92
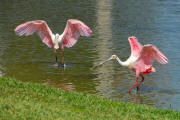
43,68,75,91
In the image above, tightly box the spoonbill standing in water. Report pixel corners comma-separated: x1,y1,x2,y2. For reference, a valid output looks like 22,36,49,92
14,19,92,67
99,36,168,93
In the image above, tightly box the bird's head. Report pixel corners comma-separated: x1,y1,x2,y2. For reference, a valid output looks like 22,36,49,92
111,55,117,59
55,33,59,38
99,55,117,66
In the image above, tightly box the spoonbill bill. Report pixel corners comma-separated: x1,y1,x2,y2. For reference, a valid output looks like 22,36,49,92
99,36,168,92
14,19,92,67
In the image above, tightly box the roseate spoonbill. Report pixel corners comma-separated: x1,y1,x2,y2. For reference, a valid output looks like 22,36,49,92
14,19,92,67
99,36,168,92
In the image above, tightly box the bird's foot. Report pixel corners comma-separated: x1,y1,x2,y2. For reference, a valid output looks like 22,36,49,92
136,86,139,91
126,90,131,93
61,63,66,68
54,63,59,67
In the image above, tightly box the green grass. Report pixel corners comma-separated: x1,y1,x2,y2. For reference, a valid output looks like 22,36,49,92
0,77,179,120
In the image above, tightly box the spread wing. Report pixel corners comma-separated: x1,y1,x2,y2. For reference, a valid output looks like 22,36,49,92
14,20,54,48
61,19,92,48
135,44,168,72
128,36,143,58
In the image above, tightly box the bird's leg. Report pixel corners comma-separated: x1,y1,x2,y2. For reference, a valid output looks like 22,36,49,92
127,77,139,93
54,49,58,67
136,75,144,91
61,48,65,67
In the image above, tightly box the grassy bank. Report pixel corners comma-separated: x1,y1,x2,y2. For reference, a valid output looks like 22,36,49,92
0,77,179,120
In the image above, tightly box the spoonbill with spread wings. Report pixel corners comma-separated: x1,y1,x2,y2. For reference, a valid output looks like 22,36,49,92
99,36,168,92
14,19,92,67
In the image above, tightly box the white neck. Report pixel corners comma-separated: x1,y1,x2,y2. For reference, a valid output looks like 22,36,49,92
115,56,130,67
56,34,63,43
52,33,64,49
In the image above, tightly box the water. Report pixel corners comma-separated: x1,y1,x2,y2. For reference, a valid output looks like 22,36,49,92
0,0,180,111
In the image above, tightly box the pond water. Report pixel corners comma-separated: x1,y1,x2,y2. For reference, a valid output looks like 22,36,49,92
0,0,180,111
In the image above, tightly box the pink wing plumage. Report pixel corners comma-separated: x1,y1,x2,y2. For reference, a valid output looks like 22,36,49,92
14,20,53,48
128,36,143,58
62,19,92,48
135,44,168,72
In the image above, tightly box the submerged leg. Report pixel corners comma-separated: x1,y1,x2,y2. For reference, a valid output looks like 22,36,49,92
61,48,65,67
127,77,139,93
54,49,58,66
136,75,144,91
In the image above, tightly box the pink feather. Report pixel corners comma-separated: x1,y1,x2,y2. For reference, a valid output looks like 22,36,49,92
14,20,53,48
128,36,143,58
61,19,92,48
134,44,168,74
